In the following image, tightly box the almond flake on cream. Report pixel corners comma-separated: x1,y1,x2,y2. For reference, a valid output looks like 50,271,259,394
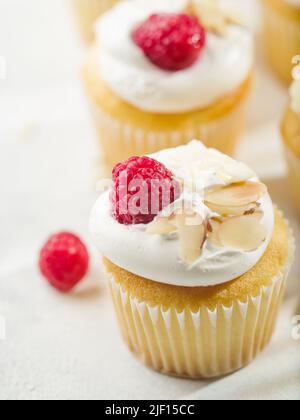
147,143,268,265
187,0,244,36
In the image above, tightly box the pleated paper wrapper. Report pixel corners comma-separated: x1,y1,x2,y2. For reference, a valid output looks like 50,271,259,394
105,231,295,379
262,0,300,83
90,99,247,167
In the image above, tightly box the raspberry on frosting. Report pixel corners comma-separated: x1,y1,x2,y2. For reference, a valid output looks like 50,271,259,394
110,156,181,225
132,13,206,71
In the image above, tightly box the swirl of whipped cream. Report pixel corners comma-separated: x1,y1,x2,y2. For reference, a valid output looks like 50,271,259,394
94,0,254,114
90,141,275,287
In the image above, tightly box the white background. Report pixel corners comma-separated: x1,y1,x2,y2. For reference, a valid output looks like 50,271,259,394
0,0,299,400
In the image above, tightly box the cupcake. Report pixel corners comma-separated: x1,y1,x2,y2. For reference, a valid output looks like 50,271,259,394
262,0,300,83
281,79,300,215
72,0,119,42
90,141,294,379
83,0,254,166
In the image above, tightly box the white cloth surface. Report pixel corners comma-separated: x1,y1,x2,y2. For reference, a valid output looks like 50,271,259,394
0,0,299,400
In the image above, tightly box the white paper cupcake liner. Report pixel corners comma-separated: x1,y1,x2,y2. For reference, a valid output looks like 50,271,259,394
262,0,300,82
89,98,247,166
105,227,295,379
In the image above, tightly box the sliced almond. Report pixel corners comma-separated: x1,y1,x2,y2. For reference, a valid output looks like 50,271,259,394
146,217,177,235
188,0,243,36
243,208,264,220
215,169,254,185
176,214,206,265
251,210,264,220
218,215,267,252
206,202,258,217
185,213,203,227
205,181,267,208
207,219,222,248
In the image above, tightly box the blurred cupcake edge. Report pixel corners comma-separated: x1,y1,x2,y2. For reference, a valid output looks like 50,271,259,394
262,0,300,83
82,0,254,166
281,78,300,216
72,0,118,42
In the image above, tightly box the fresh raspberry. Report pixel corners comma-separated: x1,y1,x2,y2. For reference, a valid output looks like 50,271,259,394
111,156,180,225
133,13,206,71
39,232,89,292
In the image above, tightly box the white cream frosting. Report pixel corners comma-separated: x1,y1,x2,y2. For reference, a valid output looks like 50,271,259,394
290,79,300,115
95,0,254,114
90,141,275,287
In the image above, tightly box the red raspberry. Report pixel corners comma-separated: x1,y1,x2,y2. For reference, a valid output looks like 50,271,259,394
133,13,206,71
111,156,180,225
39,232,89,292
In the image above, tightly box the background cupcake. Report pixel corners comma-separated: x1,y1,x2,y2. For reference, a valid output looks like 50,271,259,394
83,0,254,166
72,0,119,42
281,79,300,216
262,0,300,83
90,141,294,379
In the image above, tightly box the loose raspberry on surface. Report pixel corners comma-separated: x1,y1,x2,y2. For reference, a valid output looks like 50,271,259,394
111,156,181,225
39,232,89,292
133,13,206,71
